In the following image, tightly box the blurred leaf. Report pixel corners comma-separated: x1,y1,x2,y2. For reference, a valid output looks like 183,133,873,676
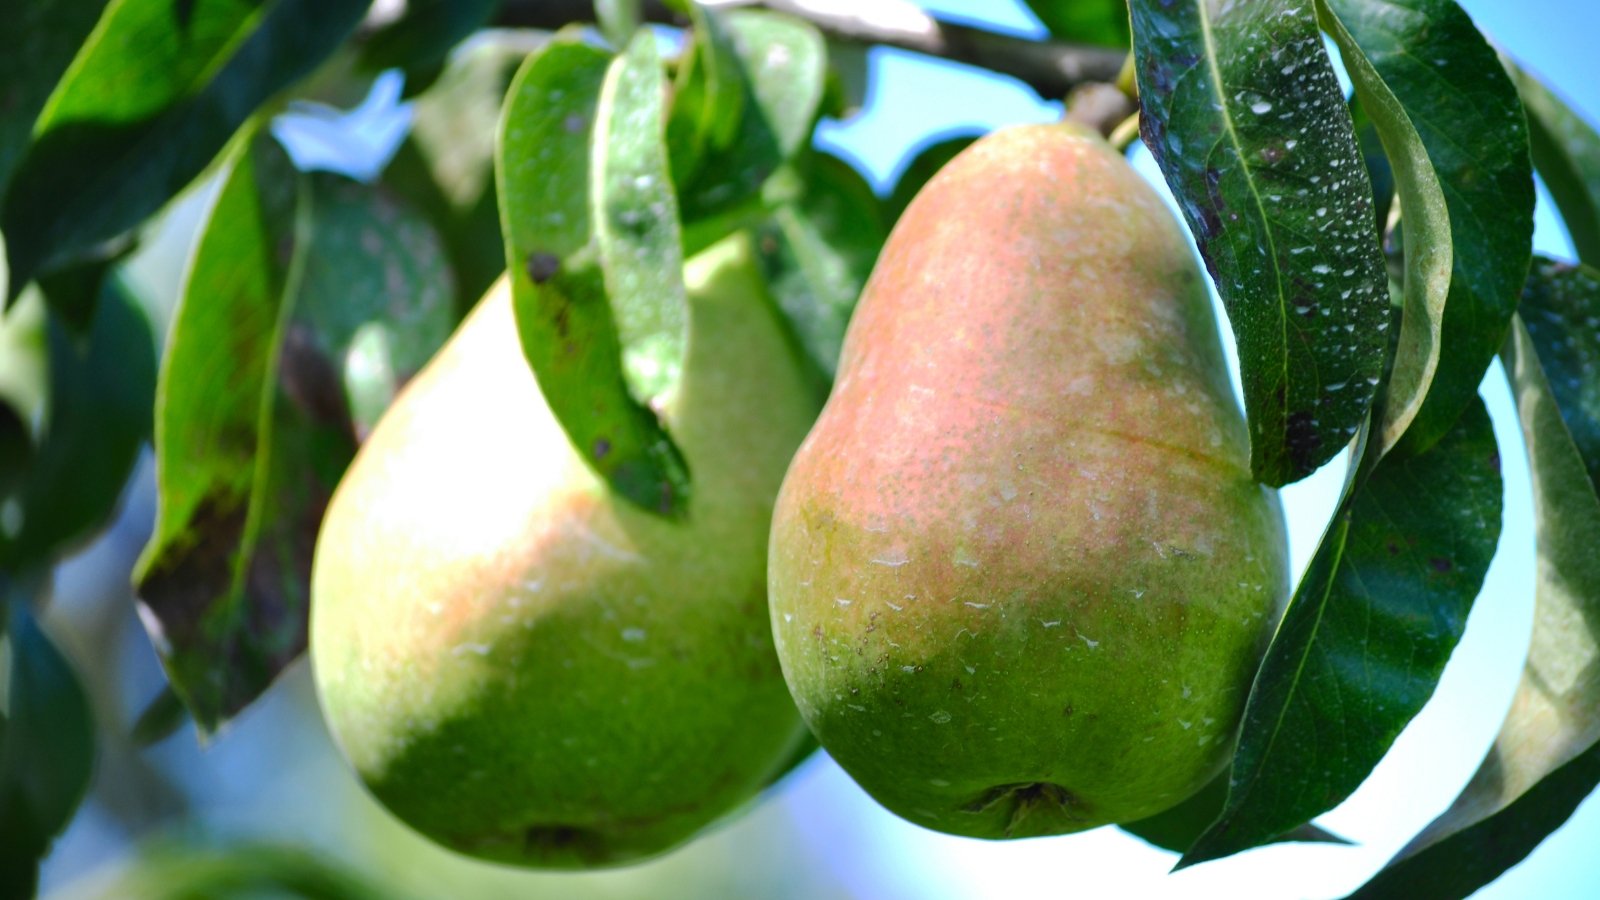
667,3,745,191
111,840,398,900
1513,67,1600,266
2,0,369,302
36,249,129,335
129,685,188,748
676,9,827,253
596,0,642,48
1318,0,1451,459
393,33,534,309
0,403,28,499
1326,0,1533,459
1182,396,1502,866
134,131,455,734
0,591,96,899
1121,773,1348,853
0,279,155,572
0,0,108,202
497,35,691,515
1350,260,1600,898
358,0,498,98
754,152,886,387
1131,0,1390,486
1022,0,1129,47
885,132,981,226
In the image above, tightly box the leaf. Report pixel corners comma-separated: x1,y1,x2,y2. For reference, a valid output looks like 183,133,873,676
675,9,828,253
886,132,982,226
1326,0,1533,459
357,0,498,98
1316,0,1451,459
1130,0,1391,486
1513,67,1600,266
0,278,156,572
390,33,532,308
0,589,96,899
1022,0,1130,48
666,2,745,192
1120,773,1349,853
1348,99,1394,236
497,34,691,516
110,840,398,900
0,0,108,202
134,132,455,734
1348,260,1600,898
1182,395,1503,866
596,0,643,49
753,151,886,386
2,0,369,302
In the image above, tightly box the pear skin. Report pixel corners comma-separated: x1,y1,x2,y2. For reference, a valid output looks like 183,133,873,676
311,233,819,867
767,123,1289,839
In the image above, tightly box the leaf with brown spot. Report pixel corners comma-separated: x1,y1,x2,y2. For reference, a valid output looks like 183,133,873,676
135,128,457,735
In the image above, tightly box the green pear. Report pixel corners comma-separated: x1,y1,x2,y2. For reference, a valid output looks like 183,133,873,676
311,232,819,867
768,123,1290,839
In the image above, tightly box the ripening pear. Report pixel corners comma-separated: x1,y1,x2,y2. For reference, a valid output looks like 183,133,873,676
311,232,819,867
768,123,1290,839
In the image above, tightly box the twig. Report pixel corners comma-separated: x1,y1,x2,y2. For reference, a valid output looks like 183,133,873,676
495,0,1129,100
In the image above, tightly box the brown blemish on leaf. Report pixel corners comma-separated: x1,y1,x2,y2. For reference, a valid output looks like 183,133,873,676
526,252,561,284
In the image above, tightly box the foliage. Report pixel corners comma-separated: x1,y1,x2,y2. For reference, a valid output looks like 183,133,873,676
1,0,1597,896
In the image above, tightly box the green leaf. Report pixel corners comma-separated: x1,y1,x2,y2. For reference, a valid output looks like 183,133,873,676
886,132,981,226
596,0,643,49
0,590,96,899
1325,0,1533,459
754,152,886,386
389,33,532,310
1130,0,1391,486
666,3,745,192
1022,0,1130,48
134,132,455,734
1513,67,1600,267
0,0,108,202
1349,99,1394,236
0,279,155,572
1317,0,1451,459
496,34,691,516
675,9,828,252
109,840,397,900
1348,260,1600,898
2,0,369,302
1182,396,1503,866
1120,773,1348,853
357,0,498,98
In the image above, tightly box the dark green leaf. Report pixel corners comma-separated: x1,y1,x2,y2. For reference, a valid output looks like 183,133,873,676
1326,0,1533,458
134,133,455,734
754,152,886,387
1348,99,1393,236
1182,396,1502,866
1513,67,1600,267
0,279,155,572
675,9,828,252
1317,0,1451,459
0,590,96,899
497,35,691,515
1120,773,1348,853
1131,0,1390,486
2,0,369,301
0,0,108,202
1022,0,1130,47
0,402,28,499
358,0,498,98
667,3,745,191
129,685,188,748
886,132,981,226
1349,261,1600,898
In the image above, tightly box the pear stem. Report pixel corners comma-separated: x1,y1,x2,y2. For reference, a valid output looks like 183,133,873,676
496,0,1128,102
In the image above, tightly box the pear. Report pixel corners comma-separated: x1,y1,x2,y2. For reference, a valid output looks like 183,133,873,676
311,232,819,867
767,123,1289,839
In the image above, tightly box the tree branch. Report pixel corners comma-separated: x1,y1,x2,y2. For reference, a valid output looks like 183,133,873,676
495,0,1129,101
